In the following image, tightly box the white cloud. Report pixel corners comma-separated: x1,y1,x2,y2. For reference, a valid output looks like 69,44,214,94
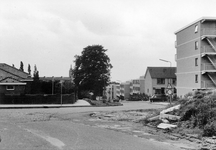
1,0,216,80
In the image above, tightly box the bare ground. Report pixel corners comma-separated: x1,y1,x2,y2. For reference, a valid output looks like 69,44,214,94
2,108,215,150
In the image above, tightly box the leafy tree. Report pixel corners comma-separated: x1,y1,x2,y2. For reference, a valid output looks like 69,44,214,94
28,64,31,75
20,61,24,72
73,45,112,99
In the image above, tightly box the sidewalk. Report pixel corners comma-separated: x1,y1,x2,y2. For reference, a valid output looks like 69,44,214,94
0,100,92,109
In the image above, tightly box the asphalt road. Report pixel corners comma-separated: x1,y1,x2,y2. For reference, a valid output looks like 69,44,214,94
0,101,181,150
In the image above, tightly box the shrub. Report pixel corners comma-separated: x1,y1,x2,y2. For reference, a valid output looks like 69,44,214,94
203,121,216,137
176,90,216,137
128,93,149,101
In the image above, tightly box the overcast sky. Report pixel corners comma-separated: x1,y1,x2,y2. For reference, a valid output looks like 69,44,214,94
1,0,216,82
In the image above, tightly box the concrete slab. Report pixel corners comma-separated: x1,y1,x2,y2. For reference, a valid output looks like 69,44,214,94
157,123,177,129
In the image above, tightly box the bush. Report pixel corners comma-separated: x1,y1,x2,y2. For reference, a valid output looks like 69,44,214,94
0,94,76,104
176,90,216,136
128,93,149,101
203,121,216,137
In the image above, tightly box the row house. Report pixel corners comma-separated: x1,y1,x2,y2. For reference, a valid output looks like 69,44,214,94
175,17,216,96
0,63,32,95
144,67,176,96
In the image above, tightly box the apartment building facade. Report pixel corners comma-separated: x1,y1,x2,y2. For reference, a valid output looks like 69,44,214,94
175,17,216,96
120,82,130,99
130,79,140,94
105,83,119,101
129,76,145,95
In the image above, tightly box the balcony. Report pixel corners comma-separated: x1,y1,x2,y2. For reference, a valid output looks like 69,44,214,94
201,28,216,36
201,63,216,74
201,46,216,56
201,81,216,89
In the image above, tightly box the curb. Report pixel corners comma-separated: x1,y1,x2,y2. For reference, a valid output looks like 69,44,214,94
0,105,93,109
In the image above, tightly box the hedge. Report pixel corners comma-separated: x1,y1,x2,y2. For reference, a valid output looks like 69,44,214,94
0,94,76,104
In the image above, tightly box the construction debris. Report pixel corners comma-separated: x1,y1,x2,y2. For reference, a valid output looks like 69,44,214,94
157,123,177,129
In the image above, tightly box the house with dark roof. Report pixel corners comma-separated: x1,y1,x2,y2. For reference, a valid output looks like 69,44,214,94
144,67,176,96
0,63,32,95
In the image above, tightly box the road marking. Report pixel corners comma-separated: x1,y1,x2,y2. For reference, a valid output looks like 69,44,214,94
25,129,65,149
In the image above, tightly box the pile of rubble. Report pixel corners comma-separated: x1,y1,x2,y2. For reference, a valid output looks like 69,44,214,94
147,103,216,150
147,104,181,130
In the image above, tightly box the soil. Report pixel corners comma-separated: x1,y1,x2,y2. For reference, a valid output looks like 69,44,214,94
3,107,215,150
73,109,216,150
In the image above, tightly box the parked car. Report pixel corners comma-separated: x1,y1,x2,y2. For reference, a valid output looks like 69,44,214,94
150,94,168,102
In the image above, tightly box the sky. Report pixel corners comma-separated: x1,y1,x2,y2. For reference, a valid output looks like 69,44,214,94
1,0,216,82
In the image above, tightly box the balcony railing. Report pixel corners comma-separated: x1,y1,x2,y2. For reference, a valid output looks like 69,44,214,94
201,81,216,88
201,28,216,36
201,63,216,72
201,46,216,54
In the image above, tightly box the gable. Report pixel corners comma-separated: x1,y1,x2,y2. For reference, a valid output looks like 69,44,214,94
0,63,30,79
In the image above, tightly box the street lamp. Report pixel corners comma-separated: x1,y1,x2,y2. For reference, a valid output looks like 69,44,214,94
60,80,64,105
52,76,54,95
159,59,172,104
159,59,172,84
159,59,172,67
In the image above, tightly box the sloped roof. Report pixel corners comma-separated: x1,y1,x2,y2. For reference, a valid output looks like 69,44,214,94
0,63,30,79
145,67,176,79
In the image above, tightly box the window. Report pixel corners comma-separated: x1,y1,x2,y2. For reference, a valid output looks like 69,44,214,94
157,78,165,84
6,85,15,90
172,79,176,85
195,75,198,83
195,41,198,50
195,25,198,33
195,58,198,66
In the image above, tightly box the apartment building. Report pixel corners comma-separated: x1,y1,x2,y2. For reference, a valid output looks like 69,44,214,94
175,17,216,96
130,79,140,94
139,76,145,93
129,76,145,95
120,82,130,99
106,83,119,101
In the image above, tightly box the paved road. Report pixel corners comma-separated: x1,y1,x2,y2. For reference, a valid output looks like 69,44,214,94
0,101,180,150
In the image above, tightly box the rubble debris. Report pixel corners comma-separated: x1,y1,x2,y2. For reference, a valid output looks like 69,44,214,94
148,115,160,121
157,123,177,129
159,104,180,121
161,119,169,123
159,113,181,121
160,104,180,114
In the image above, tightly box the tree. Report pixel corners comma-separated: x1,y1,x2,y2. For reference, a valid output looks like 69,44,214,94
28,64,31,75
33,65,39,80
31,65,40,94
73,45,113,99
20,61,24,72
